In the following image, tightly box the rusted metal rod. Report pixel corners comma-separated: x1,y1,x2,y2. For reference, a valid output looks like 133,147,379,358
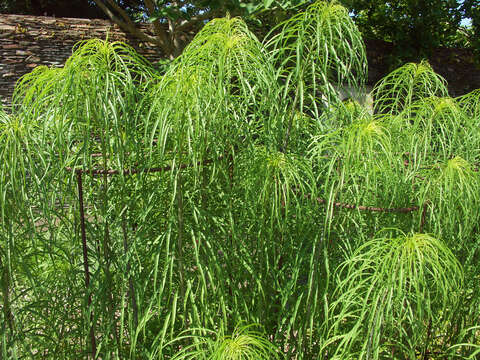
76,171,97,358
122,212,138,330
420,202,429,232
294,188,421,214
313,196,420,213
69,156,221,356
66,158,216,176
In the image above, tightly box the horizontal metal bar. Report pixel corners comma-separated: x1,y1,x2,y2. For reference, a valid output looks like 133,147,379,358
295,188,420,214
314,196,419,213
65,158,217,176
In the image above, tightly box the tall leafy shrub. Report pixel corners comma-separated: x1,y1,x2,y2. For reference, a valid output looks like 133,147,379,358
3,1,480,359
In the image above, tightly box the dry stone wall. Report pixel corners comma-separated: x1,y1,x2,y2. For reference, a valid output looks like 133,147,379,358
0,14,162,109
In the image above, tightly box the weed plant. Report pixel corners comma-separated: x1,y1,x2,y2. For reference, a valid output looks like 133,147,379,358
1,1,479,359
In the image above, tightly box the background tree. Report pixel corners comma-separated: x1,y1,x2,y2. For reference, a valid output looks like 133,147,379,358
90,0,308,58
462,0,480,57
340,0,479,62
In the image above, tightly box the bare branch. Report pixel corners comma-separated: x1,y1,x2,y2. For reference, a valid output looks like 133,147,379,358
144,0,172,52
91,0,171,54
176,10,217,32
105,0,133,25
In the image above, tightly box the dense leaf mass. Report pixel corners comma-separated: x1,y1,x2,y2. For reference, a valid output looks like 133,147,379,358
1,1,479,359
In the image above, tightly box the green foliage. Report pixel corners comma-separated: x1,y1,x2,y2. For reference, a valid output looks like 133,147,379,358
266,0,367,150
420,156,480,245
342,0,477,61
164,324,279,359
323,232,463,359
2,1,480,359
372,61,448,115
457,88,480,119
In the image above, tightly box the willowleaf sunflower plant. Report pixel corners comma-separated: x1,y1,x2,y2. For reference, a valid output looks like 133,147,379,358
1,1,479,359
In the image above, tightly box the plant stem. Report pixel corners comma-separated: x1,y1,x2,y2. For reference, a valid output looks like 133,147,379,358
282,82,301,153
100,142,119,348
176,172,186,299
0,255,14,335
121,211,138,330
422,319,433,360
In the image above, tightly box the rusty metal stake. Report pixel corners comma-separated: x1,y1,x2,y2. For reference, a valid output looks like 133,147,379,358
420,202,429,232
77,171,97,358
122,212,138,330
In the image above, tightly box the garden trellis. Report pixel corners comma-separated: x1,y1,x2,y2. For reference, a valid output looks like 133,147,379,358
66,144,430,357
1,1,480,359
67,156,218,356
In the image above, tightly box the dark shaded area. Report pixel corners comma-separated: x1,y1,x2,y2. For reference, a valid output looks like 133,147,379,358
366,39,480,96
0,0,108,19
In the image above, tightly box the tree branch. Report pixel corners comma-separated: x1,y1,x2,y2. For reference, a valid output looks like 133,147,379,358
175,5,246,33
144,0,172,52
91,0,170,54
165,1,185,57
105,0,133,25
176,10,217,32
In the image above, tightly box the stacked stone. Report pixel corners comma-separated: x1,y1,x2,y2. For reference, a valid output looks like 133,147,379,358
0,14,162,109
